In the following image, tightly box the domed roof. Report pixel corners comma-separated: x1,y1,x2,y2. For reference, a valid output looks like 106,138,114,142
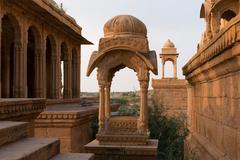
103,15,147,37
163,39,175,48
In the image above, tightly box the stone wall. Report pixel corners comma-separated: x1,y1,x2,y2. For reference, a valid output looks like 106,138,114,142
183,9,240,160
152,78,187,117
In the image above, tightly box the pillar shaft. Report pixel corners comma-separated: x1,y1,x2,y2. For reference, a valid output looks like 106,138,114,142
105,82,111,120
162,61,165,79
35,48,44,97
51,55,59,99
13,40,25,97
0,15,2,98
98,83,105,132
211,13,220,36
139,80,149,133
173,61,177,78
72,51,80,98
63,58,72,99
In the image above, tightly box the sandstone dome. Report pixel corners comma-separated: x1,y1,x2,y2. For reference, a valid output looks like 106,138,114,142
163,39,175,48
103,15,147,37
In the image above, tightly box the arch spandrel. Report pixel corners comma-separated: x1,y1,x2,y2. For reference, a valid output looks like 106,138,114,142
87,49,158,77
97,50,149,82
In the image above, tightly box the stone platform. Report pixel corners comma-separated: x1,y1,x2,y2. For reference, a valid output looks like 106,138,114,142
85,139,158,160
35,103,98,153
35,101,120,153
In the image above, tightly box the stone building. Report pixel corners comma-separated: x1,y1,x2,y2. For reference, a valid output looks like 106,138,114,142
0,0,91,99
152,39,187,117
0,0,97,159
184,0,240,159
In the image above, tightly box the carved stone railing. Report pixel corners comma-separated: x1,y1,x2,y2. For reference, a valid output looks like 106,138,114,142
0,98,46,121
183,16,240,75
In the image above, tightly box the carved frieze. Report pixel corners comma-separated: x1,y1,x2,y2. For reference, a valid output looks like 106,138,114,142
99,37,149,54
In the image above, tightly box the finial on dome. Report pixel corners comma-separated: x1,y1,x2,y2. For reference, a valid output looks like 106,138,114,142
163,39,175,48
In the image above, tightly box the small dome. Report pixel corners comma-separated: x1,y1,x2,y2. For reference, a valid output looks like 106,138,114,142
103,15,147,37
163,39,175,48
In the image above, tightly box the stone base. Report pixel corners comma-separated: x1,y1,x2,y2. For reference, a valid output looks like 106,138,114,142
96,134,148,146
85,139,158,160
35,103,98,153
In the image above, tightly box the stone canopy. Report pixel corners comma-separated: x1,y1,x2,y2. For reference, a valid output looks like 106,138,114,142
87,15,158,145
87,15,158,79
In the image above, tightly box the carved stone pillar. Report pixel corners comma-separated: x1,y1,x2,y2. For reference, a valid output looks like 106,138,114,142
211,13,220,36
51,55,59,99
13,40,25,98
173,61,177,79
72,51,80,98
186,83,193,128
105,82,111,120
98,83,105,132
139,79,149,134
162,61,165,78
0,15,2,98
63,56,72,99
35,48,44,97
74,56,81,98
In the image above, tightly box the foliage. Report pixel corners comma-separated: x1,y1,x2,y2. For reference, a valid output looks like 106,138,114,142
148,104,189,160
118,97,128,106
117,105,139,116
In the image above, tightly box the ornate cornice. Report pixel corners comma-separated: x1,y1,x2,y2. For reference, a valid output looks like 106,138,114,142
99,37,149,54
183,16,240,77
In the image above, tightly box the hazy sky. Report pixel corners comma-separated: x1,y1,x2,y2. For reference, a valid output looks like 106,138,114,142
55,0,205,92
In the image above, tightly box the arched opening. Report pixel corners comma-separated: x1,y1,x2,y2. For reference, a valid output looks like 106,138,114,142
1,15,20,98
46,35,55,98
27,27,38,98
220,10,236,29
164,60,174,78
110,67,140,116
72,48,78,98
61,42,68,98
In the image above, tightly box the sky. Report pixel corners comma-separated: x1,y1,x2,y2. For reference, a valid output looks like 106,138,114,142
55,0,205,92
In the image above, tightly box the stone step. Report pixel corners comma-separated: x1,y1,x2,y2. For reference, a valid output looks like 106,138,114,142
0,121,29,147
0,138,59,160
51,153,94,160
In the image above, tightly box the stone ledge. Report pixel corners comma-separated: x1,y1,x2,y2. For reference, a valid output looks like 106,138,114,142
152,78,187,89
0,98,46,121
35,104,98,127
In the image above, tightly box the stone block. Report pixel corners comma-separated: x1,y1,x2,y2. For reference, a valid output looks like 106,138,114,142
222,126,238,160
85,139,158,160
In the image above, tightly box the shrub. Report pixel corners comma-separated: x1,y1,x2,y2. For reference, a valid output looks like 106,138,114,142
148,104,189,160
117,105,139,116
